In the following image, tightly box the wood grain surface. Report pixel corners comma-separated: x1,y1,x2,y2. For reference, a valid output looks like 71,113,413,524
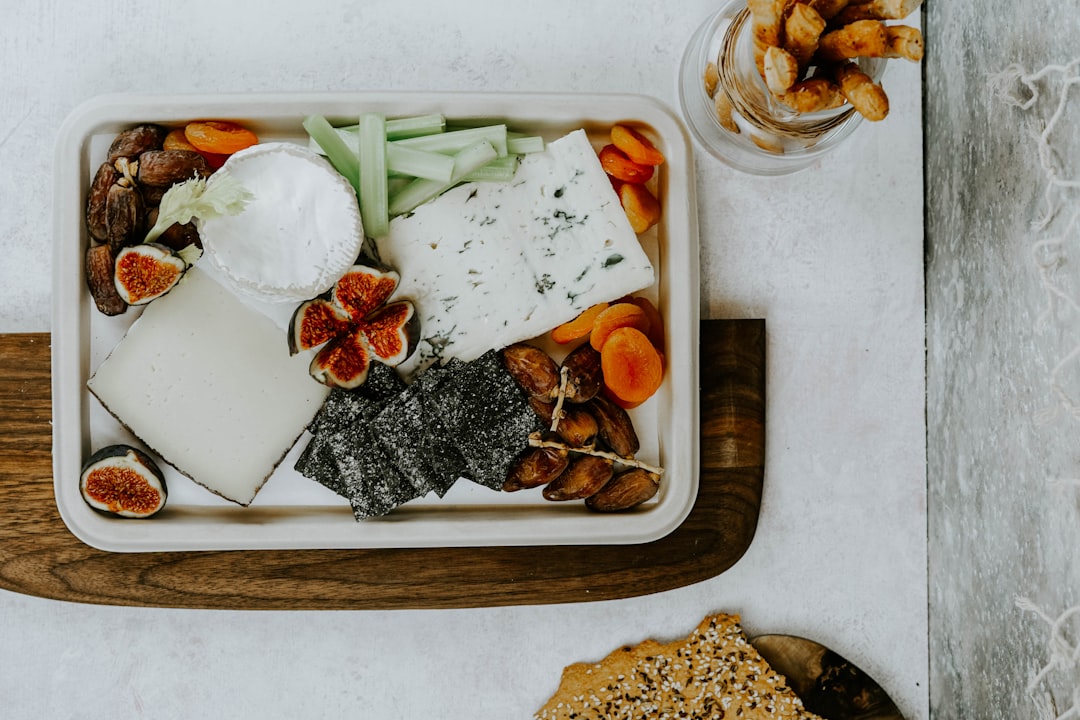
0,319,764,609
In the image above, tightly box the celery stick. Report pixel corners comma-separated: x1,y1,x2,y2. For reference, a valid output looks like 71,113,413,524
506,133,545,154
358,113,389,239
388,140,499,216
393,125,508,157
385,144,454,182
386,114,446,140
460,154,519,182
303,115,360,192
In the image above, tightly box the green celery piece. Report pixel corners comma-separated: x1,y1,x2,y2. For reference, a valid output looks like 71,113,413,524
322,114,446,141
388,140,499,217
506,133,545,154
358,113,390,239
385,144,454,182
386,114,446,140
302,115,360,193
393,124,508,157
460,154,519,182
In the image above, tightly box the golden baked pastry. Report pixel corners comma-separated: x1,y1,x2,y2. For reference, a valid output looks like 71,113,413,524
534,613,825,720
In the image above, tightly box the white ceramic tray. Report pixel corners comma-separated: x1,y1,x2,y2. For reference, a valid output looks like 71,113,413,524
51,92,700,552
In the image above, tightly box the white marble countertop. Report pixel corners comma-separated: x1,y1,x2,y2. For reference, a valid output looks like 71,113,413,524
0,1,926,718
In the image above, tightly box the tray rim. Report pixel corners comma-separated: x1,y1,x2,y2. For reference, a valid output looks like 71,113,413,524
50,90,701,552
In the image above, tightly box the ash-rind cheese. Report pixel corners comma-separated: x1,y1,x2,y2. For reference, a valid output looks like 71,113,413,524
87,268,330,506
375,129,655,375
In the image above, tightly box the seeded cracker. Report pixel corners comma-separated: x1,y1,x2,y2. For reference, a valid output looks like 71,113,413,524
535,613,826,720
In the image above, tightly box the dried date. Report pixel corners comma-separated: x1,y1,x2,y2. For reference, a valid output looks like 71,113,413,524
503,446,570,492
105,180,145,252
107,124,166,163
561,342,602,403
85,162,117,241
590,394,640,457
502,343,559,400
84,244,126,316
136,149,211,187
554,405,598,447
543,455,613,501
585,468,659,512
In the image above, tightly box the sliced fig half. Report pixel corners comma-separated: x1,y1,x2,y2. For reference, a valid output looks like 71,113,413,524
80,444,167,518
332,265,400,321
288,298,353,355
310,326,372,389
358,300,418,366
114,243,187,305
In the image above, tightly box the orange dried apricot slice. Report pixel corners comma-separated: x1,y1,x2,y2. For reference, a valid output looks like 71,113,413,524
618,182,662,234
600,327,664,405
590,303,650,351
628,296,665,350
551,302,609,344
184,120,258,155
611,125,666,166
598,144,654,184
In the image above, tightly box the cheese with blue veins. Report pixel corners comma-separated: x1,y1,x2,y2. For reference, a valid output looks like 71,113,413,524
374,129,655,374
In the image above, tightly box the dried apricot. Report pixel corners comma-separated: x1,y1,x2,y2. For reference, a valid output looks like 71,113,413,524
163,128,198,152
598,144,654,184
618,182,662,234
184,120,258,155
590,303,650,351
551,302,609,345
600,326,664,405
628,296,665,350
611,125,665,166
165,127,228,168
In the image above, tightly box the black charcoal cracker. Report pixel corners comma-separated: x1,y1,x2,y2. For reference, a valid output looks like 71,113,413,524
434,350,544,490
296,363,414,515
294,431,348,497
308,364,408,434
328,418,420,519
370,385,440,497
412,366,468,497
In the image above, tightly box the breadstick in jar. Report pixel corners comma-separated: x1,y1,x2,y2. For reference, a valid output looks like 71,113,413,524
816,19,888,62
835,61,889,120
714,91,741,134
749,0,789,74
748,0,787,46
807,0,852,21
884,25,924,61
834,0,922,22
784,2,827,67
764,46,801,95
781,76,845,113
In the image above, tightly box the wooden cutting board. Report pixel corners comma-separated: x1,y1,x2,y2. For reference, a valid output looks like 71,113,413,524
0,319,764,609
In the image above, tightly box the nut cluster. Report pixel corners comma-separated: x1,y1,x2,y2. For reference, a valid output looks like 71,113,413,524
706,0,924,131
84,125,209,315
501,343,662,512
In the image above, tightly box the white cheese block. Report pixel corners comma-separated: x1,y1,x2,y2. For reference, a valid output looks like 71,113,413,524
199,142,365,303
87,267,330,505
375,129,655,374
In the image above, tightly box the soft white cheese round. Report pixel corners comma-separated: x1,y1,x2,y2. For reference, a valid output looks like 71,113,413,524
199,142,364,303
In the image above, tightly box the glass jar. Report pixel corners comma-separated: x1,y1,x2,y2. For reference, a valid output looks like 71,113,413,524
678,0,886,175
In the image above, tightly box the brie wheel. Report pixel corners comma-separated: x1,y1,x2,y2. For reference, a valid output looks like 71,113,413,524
200,142,364,303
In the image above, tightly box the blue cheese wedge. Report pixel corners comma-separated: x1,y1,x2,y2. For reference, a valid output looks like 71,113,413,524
374,129,655,374
87,267,330,506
